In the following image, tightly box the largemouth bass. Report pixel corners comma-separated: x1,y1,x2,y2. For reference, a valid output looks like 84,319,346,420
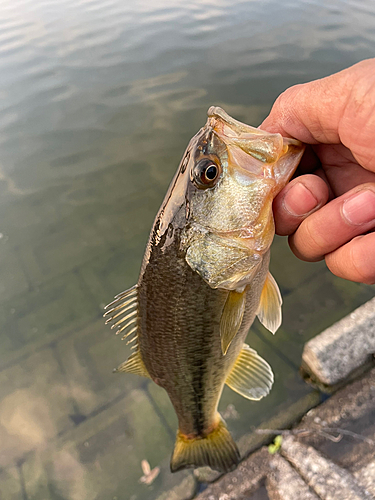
104,107,304,473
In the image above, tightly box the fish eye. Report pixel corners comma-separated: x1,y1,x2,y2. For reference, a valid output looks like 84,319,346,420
192,158,221,189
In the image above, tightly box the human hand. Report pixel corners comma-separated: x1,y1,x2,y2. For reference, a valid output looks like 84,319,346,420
261,59,375,285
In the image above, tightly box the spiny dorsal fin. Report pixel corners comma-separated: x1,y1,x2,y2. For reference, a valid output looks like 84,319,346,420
226,344,274,400
220,290,246,355
257,272,282,334
104,285,147,376
170,414,240,472
104,285,139,340
114,350,150,378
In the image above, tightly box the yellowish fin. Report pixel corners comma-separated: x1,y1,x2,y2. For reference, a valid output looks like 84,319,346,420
114,350,150,378
257,272,282,334
226,344,274,400
170,416,240,472
220,290,246,355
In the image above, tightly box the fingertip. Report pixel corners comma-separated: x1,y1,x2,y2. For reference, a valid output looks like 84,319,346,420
274,175,329,236
283,182,319,217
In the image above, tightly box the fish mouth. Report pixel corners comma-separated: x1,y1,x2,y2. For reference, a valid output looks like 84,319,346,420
206,106,303,167
207,106,263,137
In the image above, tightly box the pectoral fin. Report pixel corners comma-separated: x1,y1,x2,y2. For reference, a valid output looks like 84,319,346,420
257,272,282,334
114,351,150,378
226,344,274,400
220,290,246,355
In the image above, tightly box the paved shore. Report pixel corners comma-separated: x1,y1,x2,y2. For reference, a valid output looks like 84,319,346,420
192,298,375,500
195,363,375,500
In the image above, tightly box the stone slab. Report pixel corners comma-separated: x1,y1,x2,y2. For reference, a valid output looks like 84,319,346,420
302,297,375,385
280,435,372,500
195,448,270,500
267,454,319,500
292,366,375,474
354,460,375,497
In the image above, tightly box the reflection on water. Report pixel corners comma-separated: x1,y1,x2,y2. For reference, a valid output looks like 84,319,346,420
0,0,375,498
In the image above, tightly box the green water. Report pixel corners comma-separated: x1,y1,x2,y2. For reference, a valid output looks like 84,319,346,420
0,0,375,498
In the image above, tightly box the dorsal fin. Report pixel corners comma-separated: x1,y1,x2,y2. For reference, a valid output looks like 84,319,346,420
226,344,274,400
220,290,246,355
104,285,148,377
104,285,139,340
257,272,282,334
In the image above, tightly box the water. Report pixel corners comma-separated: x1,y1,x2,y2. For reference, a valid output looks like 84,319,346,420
0,0,375,498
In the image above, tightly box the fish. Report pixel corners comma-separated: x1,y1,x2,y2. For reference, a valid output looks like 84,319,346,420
104,107,304,473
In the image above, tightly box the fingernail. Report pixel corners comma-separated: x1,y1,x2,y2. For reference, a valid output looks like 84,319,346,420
283,182,318,216
343,190,375,225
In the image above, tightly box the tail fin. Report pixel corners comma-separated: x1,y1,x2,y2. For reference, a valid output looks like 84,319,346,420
170,417,240,473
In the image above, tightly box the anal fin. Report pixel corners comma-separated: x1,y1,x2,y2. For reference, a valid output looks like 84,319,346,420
226,344,274,400
257,272,282,334
114,350,150,378
220,290,246,355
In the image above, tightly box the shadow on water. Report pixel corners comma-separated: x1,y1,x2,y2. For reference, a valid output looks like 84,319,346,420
0,0,375,498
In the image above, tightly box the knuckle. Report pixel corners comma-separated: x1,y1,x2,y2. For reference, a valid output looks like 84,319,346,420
300,217,326,260
273,85,303,114
289,220,324,262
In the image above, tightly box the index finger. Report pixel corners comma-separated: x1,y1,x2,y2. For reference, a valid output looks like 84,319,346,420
260,59,375,172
